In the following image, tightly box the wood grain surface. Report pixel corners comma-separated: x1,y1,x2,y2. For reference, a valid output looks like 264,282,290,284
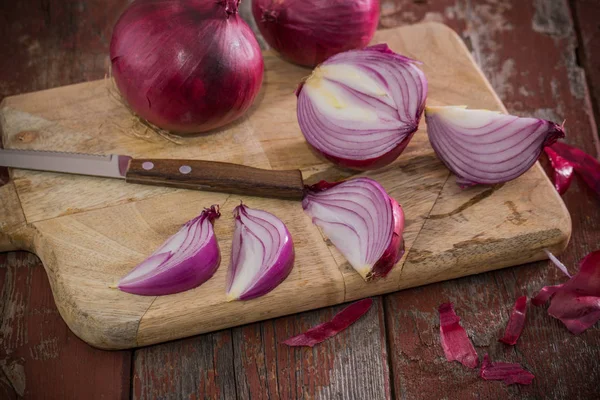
1,0,599,399
0,22,570,350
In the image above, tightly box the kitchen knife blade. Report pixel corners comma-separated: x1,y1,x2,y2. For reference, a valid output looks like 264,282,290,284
0,148,305,200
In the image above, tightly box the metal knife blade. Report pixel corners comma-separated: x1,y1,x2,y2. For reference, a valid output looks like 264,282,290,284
0,148,131,179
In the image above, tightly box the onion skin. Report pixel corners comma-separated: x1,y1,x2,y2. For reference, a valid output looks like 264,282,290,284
110,0,264,134
252,0,380,67
118,206,221,296
296,44,427,170
226,204,294,301
425,106,565,187
303,177,405,281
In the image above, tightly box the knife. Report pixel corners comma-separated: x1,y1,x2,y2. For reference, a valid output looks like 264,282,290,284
0,149,305,200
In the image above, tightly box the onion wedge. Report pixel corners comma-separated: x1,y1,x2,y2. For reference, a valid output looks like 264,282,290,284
302,177,405,281
118,205,221,296
296,44,427,170
425,106,565,187
226,204,294,301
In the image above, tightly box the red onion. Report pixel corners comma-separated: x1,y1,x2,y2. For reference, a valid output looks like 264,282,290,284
296,44,428,170
252,0,380,67
118,206,221,296
110,0,264,134
226,204,294,301
283,298,373,347
302,177,404,281
425,106,565,187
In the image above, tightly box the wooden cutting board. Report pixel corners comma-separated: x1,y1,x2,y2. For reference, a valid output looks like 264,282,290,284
0,23,570,350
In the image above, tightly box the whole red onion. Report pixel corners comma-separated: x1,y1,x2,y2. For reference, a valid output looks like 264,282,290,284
110,0,264,134
252,0,380,67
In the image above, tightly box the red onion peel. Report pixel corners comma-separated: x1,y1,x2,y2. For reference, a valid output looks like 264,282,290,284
118,205,221,296
425,106,565,187
110,0,264,133
252,0,380,67
296,44,428,170
479,354,534,385
438,302,479,369
499,296,527,346
546,141,600,198
544,147,574,195
532,250,600,334
302,177,405,281
226,203,294,301
282,298,373,347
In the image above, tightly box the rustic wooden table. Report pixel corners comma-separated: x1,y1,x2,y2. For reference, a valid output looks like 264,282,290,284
1,1,599,399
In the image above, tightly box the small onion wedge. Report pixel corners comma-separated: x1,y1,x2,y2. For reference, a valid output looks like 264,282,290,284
226,204,294,301
118,206,221,296
296,44,428,170
425,106,565,187
302,178,405,281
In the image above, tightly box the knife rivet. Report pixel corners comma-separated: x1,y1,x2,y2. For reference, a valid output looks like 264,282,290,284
179,165,192,174
142,161,154,170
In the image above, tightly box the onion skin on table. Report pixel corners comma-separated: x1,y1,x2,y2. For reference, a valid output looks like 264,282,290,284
118,205,221,296
252,0,380,67
425,106,565,187
303,177,405,281
296,44,428,170
110,0,264,134
226,204,294,301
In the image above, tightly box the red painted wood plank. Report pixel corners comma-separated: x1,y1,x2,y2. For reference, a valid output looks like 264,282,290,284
381,0,600,398
132,332,236,400
571,0,600,141
231,298,391,400
0,252,132,399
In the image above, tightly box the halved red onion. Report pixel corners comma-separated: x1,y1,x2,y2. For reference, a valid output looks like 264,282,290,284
118,206,221,296
296,44,428,170
226,204,294,301
425,106,565,187
302,177,405,281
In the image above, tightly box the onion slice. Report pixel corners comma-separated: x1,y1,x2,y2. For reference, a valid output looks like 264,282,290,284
438,302,479,369
425,106,565,187
296,44,428,170
499,296,527,345
302,177,405,281
118,205,221,296
532,250,600,335
479,354,534,385
282,298,373,347
226,204,294,301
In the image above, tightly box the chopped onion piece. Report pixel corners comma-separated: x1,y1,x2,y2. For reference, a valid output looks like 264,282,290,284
302,177,405,281
282,298,373,347
425,106,565,187
118,205,221,296
438,302,479,369
533,251,600,334
296,44,428,170
544,249,571,278
226,204,294,301
479,354,534,385
547,142,600,198
499,296,527,345
544,147,574,195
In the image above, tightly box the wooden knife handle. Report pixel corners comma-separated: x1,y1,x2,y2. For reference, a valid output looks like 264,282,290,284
126,159,305,200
